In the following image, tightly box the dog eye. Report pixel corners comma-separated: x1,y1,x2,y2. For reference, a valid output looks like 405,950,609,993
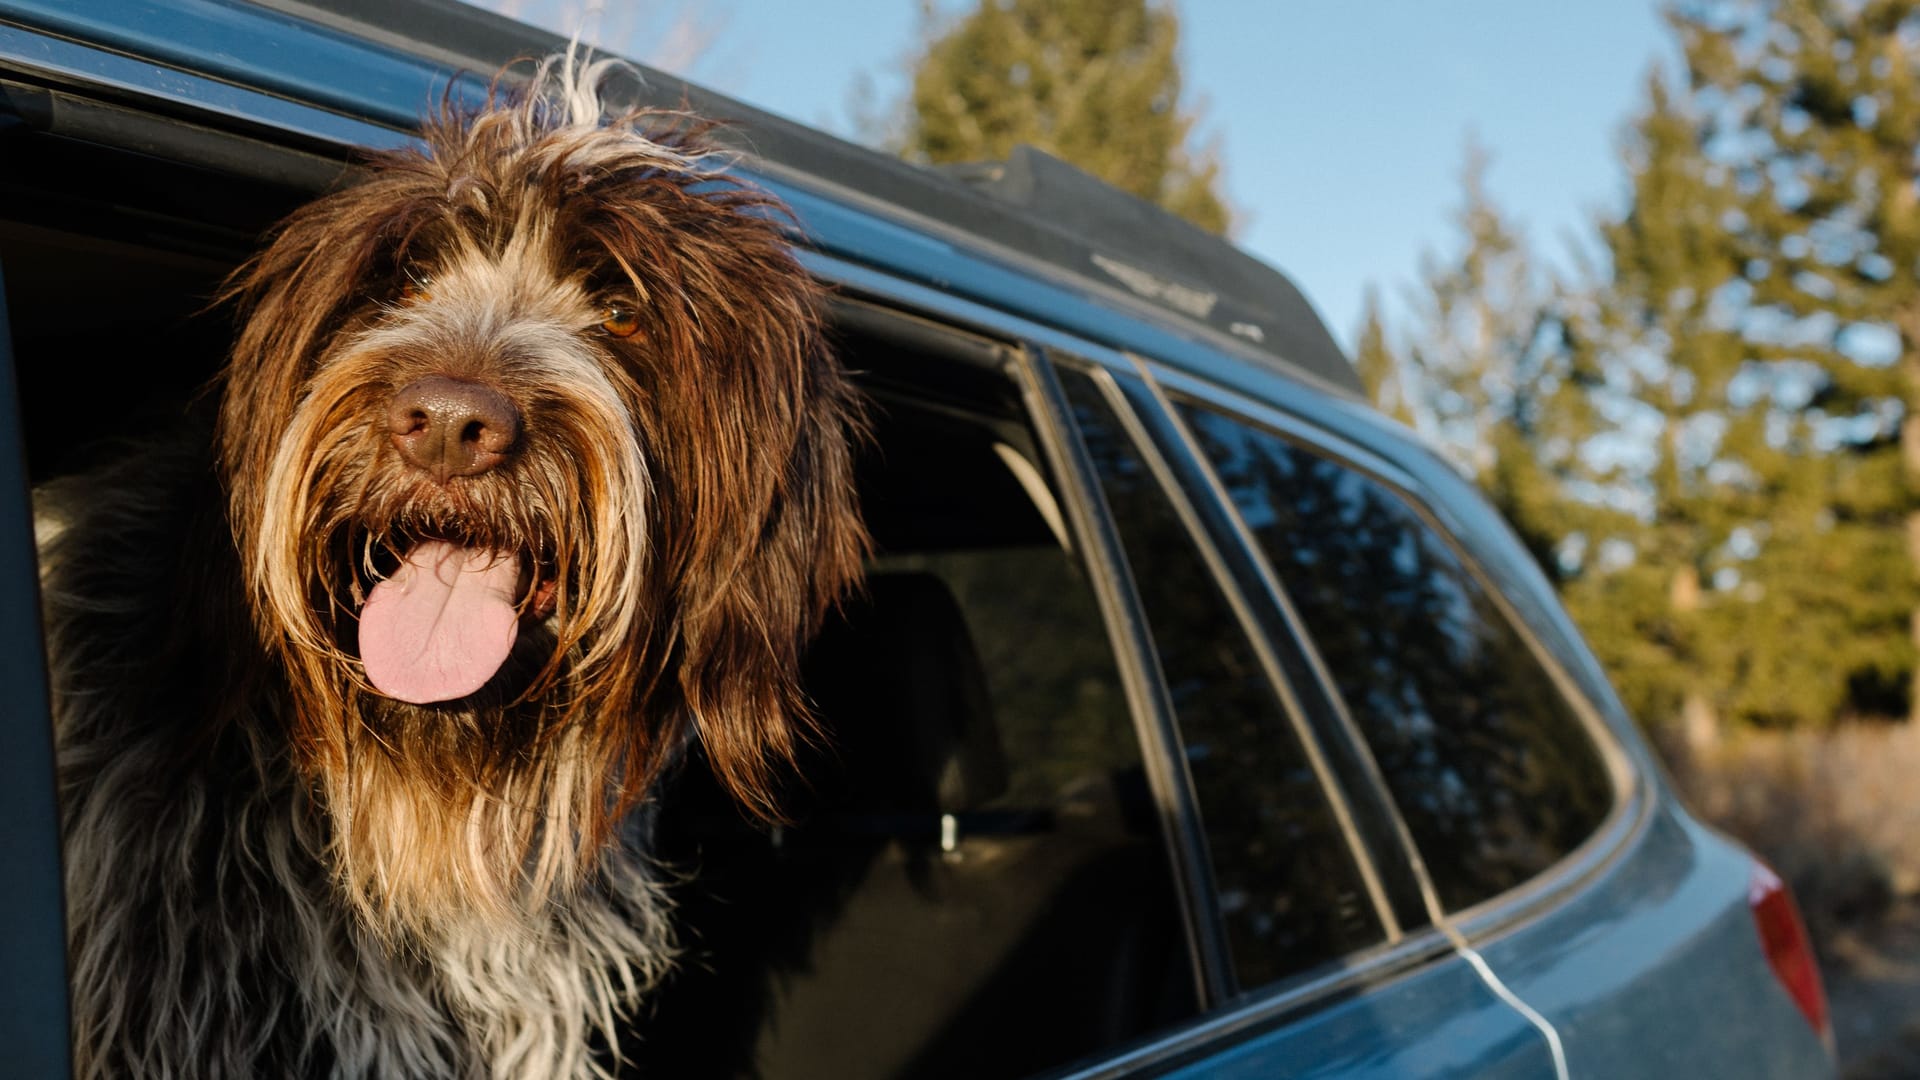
399,269,434,304
599,304,642,339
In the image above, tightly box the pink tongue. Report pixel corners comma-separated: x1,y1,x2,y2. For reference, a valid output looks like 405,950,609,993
359,541,522,704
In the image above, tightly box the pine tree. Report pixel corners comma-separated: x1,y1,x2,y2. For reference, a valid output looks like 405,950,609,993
1668,0,1920,725
1556,70,1756,743
898,0,1231,234
1562,1,1920,735
1354,288,1416,427
1392,143,1593,577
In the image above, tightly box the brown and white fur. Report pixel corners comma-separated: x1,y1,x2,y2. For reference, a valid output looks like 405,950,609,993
37,52,864,1079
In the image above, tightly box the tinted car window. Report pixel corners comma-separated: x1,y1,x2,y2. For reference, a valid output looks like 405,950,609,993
638,367,1195,1080
1059,366,1384,992
1181,403,1614,912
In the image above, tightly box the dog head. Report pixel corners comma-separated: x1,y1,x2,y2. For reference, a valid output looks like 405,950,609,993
215,54,865,936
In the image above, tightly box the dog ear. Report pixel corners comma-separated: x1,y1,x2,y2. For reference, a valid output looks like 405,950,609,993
678,342,867,822
593,161,867,821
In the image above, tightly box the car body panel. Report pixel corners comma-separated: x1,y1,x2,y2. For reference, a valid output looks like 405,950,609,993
1155,957,1552,1080
0,2,1836,1077
1472,805,1832,1076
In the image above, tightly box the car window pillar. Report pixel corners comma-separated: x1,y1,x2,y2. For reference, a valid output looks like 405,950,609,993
1125,362,1444,933
0,257,75,1080
1011,342,1234,1009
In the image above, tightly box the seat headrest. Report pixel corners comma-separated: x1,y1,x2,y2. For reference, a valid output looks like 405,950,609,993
804,571,1008,814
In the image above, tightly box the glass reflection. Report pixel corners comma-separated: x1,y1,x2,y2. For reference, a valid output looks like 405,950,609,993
1060,368,1383,991
1182,404,1613,912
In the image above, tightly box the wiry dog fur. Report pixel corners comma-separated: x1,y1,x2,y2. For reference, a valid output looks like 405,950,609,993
39,52,864,1079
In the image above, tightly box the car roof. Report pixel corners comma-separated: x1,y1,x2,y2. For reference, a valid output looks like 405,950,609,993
0,0,1364,399
256,0,1361,397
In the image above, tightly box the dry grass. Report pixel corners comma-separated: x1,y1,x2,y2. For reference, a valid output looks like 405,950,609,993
1669,725,1920,1074
1666,722,1920,945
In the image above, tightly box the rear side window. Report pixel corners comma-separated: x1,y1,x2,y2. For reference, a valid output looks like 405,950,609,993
1059,367,1384,992
1181,403,1614,912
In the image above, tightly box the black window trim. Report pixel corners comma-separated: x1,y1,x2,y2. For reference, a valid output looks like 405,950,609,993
1010,343,1233,1010
0,253,75,1080
1112,360,1438,935
1048,356,1404,951
795,287,1237,1019
1143,360,1649,938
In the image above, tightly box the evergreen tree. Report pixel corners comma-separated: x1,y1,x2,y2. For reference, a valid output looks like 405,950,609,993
1393,143,1595,577
898,0,1231,234
1669,0,1920,725
1556,70,1756,743
1354,287,1416,427
1563,1,1920,735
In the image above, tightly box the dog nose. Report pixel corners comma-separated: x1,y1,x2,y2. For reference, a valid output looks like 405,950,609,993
387,376,522,482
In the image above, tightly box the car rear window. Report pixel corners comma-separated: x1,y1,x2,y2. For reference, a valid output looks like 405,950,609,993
1180,402,1614,912
1059,366,1385,992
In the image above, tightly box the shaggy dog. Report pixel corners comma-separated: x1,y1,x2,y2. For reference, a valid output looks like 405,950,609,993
36,53,864,1079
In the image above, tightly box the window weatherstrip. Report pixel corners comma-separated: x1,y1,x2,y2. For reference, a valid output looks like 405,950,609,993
1064,360,1402,947
1012,346,1233,1009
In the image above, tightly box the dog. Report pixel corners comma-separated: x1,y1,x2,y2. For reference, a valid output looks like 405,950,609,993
36,51,865,1079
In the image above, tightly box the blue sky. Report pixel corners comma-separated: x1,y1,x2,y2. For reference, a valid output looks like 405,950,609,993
487,2,1676,351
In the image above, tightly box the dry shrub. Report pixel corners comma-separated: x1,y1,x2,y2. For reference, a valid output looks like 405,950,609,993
1666,722,1920,945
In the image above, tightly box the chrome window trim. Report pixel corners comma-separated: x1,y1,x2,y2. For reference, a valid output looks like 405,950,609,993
1142,361,1651,945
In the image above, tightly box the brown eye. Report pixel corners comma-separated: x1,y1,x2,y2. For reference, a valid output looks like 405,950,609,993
600,303,641,339
399,269,433,304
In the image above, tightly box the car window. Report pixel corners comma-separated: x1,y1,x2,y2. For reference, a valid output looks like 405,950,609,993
1179,402,1614,913
636,351,1197,1080
1057,365,1385,994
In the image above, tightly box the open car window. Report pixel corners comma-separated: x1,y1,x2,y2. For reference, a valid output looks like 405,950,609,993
630,327,1200,1079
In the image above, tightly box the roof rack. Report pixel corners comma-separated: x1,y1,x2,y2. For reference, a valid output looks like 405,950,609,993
253,0,1364,395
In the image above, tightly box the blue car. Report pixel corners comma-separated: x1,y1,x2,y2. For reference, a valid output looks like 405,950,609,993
0,1,1834,1076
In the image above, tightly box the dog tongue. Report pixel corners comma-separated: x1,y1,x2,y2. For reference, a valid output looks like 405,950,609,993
359,541,521,704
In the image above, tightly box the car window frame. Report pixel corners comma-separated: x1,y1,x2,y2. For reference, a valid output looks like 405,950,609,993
1142,359,1648,938
0,255,75,1080
1045,356,1407,953
809,266,1498,1077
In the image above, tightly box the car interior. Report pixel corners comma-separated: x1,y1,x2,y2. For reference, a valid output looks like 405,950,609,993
1,115,1197,1078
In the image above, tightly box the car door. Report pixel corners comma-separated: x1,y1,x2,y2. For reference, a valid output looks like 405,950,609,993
0,257,74,1079
1040,352,1560,1079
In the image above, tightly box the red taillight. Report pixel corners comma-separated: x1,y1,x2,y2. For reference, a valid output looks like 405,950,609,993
1749,861,1831,1045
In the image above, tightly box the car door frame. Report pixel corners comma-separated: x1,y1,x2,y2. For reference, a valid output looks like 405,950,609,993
0,256,75,1079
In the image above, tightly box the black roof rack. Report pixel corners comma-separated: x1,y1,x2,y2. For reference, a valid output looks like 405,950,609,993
252,0,1361,395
